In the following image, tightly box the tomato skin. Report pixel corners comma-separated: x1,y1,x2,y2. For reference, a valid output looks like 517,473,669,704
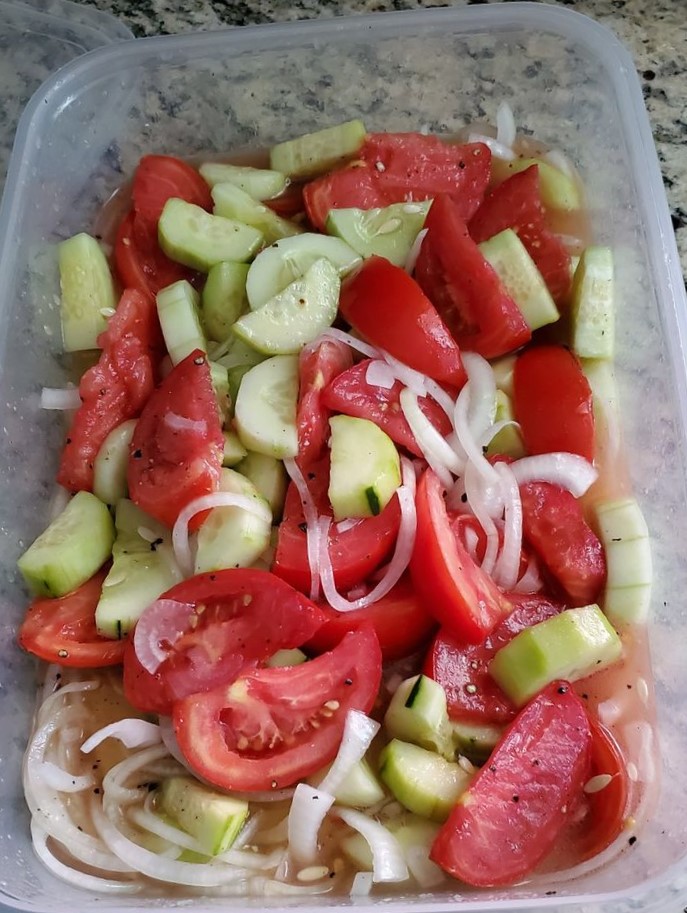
114,210,192,302
265,181,305,219
430,681,592,886
57,289,158,494
410,469,512,644
273,457,401,593
520,481,606,607
305,576,437,661
321,359,453,458
18,570,124,667
339,257,466,388
513,344,595,461
173,625,382,792
127,349,223,529
132,155,212,227
296,339,353,468
423,593,564,724
304,163,386,232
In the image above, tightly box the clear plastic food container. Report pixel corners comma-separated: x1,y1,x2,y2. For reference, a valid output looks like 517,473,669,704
1,2,686,911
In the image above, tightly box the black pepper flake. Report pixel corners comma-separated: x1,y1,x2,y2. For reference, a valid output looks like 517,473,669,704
329,871,336,879
628,835,637,846
489,764,497,773
298,522,308,533
512,795,520,802
344,678,353,686
308,472,316,481
93,787,101,795
581,693,589,700
77,825,83,832
210,574,216,581
545,891,557,896
132,449,143,459
194,355,205,366
461,493,468,503
557,685,568,694
150,537,163,551
626,684,632,689
65,437,72,445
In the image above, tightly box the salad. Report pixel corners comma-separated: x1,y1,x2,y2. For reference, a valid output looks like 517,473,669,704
16,107,655,897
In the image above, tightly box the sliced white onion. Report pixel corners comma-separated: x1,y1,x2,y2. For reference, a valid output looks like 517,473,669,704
350,871,374,896
47,485,72,522
40,386,81,410
158,715,189,768
491,462,522,591
405,844,446,888
512,553,543,594
284,457,321,601
317,327,379,359
479,418,521,449
380,351,427,398
543,148,576,179
164,411,207,435
102,744,174,808
404,227,428,275
495,100,517,149
287,783,335,865
336,517,361,534
510,452,598,497
319,711,380,796
133,599,196,675
34,760,94,793
463,461,499,577
453,385,499,485
463,352,497,441
128,803,205,855
334,808,408,883
400,387,462,484
467,132,516,161
365,359,396,390
81,719,161,755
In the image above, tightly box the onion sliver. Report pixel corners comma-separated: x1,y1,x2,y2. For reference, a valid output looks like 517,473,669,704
40,386,81,410
133,598,195,675
316,327,379,359
491,462,522,591
510,452,598,497
287,783,335,865
463,461,499,577
319,710,380,796
463,352,497,442
495,100,517,149
404,227,428,275
365,359,396,390
334,808,408,883
400,387,462,482
36,761,94,793
467,132,516,161
81,719,161,755
164,411,207,434
284,457,321,601
513,553,543,594
453,385,499,485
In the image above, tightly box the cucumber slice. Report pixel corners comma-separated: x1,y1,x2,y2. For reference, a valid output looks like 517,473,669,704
59,233,116,352
450,721,503,765
326,201,431,267
266,647,307,667
195,468,272,574
596,498,651,624
227,364,253,418
246,233,361,311
222,430,248,467
212,182,302,246
216,336,266,371
156,280,207,366
158,776,248,856
92,419,137,507
18,491,115,597
233,258,340,356
310,758,385,809
95,499,181,639
237,451,287,520
384,675,454,760
209,361,231,426
479,229,559,331
571,247,614,360
328,415,401,520
201,261,249,343
158,198,263,271
234,355,299,459
486,390,525,459
199,162,288,200
270,119,366,179
491,354,517,397
493,157,582,211
379,739,471,822
489,604,622,707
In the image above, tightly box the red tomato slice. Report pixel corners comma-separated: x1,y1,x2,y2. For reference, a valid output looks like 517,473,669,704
430,681,592,886
339,256,466,387
272,456,401,593
304,163,386,232
469,165,572,304
265,181,305,219
410,469,512,644
321,359,453,458
305,575,437,661
18,570,124,667
127,349,223,528
513,344,595,461
57,288,158,493
123,569,328,716
520,481,606,607
414,195,531,359
173,625,382,791
115,209,193,301
423,593,565,724
132,154,212,227
296,339,353,468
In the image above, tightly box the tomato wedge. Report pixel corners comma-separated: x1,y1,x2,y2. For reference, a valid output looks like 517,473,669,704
114,209,193,302
18,570,124,668
127,349,223,528
123,569,328,716
296,339,353,468
173,625,382,792
339,256,466,387
410,469,512,644
430,681,592,886
304,163,386,232
132,154,212,227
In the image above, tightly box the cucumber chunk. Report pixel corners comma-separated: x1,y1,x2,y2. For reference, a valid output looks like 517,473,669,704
233,257,340,356
379,740,471,822
270,119,366,179
310,757,385,809
486,390,525,459
201,261,249,342
596,498,651,624
234,355,299,458
93,419,137,507
326,201,431,267
59,233,116,352
158,198,263,271
494,157,582,211
266,647,307,667
479,228,559,331
18,491,115,597
156,280,207,366
328,415,401,520
450,721,503,765
158,776,249,856
209,361,231,426
199,162,288,200
491,354,517,398
489,604,623,707
246,233,361,311
571,247,614,360
222,430,248,467
384,675,454,760
216,336,266,371
237,451,287,520
212,182,302,245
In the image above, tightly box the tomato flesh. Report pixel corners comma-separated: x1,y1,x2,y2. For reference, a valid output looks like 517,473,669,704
304,163,386,232
296,339,353,468
132,154,212,228
115,209,193,302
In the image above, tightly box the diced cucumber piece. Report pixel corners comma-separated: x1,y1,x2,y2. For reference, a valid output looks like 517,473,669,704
310,757,385,809
326,201,431,267
494,157,582,211
158,198,263,271
216,336,266,371
156,280,207,366
270,119,366,179
18,491,115,597
158,776,249,856
227,364,253,417
207,361,230,427
222,430,248,467
491,354,517,398
234,356,299,458
489,604,623,707
59,233,116,352
571,247,614,360
384,675,454,760
237,451,287,520
246,233,361,310
233,258,340,356
199,162,288,200
379,740,471,822
95,499,181,639
328,415,401,520
486,390,525,459
450,721,503,765
212,182,302,246
93,419,137,507
201,261,249,342
596,498,651,624
266,648,307,667
479,229,559,331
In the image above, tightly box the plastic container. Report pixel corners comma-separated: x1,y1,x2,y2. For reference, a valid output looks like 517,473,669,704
1,3,686,912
